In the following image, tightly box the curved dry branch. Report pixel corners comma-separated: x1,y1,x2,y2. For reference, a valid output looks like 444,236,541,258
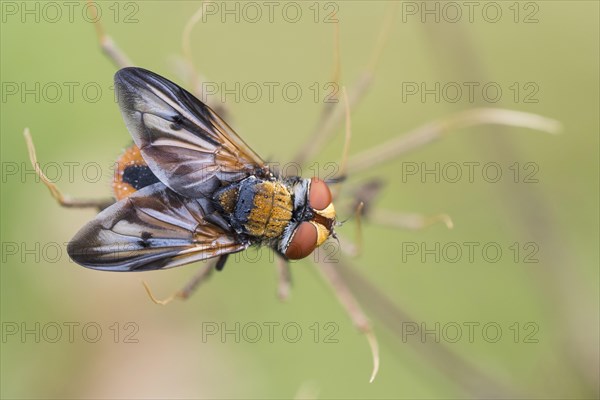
347,108,561,175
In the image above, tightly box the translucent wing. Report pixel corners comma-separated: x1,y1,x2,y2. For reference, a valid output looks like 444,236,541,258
114,67,267,198
67,183,248,271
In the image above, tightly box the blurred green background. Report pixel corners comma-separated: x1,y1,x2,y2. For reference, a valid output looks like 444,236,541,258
1,1,598,398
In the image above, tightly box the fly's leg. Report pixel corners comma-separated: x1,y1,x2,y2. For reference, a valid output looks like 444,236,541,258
23,129,114,211
142,255,228,305
293,3,397,166
276,256,292,301
313,258,380,383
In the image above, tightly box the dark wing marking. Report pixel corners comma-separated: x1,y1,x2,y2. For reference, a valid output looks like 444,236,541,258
122,164,161,190
67,183,248,271
114,67,266,198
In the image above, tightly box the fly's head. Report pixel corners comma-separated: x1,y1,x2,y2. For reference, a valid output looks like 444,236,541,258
280,177,336,260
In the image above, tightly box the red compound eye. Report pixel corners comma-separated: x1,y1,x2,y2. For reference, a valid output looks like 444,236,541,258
285,222,318,260
309,177,332,211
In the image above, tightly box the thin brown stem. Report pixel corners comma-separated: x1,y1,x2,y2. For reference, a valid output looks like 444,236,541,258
293,4,396,166
314,258,380,383
347,108,561,176
87,0,132,68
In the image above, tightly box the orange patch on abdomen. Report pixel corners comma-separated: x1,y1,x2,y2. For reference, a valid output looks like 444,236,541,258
112,144,153,201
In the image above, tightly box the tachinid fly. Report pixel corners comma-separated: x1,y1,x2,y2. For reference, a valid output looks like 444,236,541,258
67,67,337,271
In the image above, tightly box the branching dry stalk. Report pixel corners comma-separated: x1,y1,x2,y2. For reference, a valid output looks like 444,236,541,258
87,0,131,68
293,3,397,166
347,108,561,175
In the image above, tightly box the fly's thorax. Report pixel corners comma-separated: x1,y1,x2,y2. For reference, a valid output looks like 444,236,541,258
214,176,293,240
279,177,336,260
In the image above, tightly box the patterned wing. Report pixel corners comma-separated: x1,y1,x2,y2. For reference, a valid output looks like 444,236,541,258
67,183,248,271
114,67,267,198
